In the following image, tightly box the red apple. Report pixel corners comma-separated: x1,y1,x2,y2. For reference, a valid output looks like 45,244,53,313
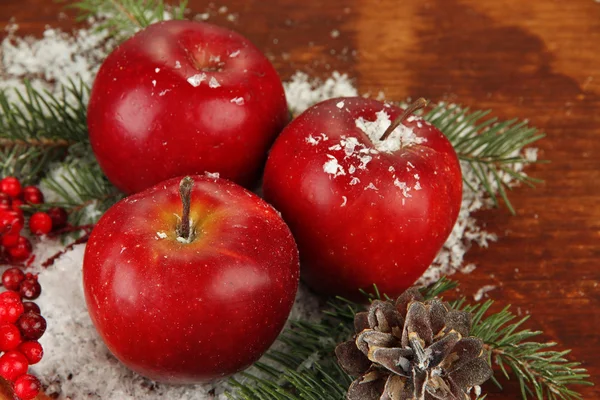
263,98,462,300
88,20,289,194
83,175,299,383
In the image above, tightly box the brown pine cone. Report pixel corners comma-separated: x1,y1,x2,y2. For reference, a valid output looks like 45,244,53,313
335,288,492,400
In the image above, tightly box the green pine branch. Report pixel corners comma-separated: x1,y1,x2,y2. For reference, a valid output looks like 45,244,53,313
65,0,188,41
423,103,546,214
0,79,89,184
39,159,122,225
454,299,593,400
225,279,591,400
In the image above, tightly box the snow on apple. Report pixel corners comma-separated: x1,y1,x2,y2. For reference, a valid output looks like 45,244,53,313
263,97,463,299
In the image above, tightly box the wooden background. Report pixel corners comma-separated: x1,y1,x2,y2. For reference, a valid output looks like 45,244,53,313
1,0,599,398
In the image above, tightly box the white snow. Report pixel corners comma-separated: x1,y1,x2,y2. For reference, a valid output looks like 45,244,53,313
230,97,244,105
187,73,206,87
323,155,346,177
208,76,221,88
355,110,427,153
284,71,358,115
473,285,497,301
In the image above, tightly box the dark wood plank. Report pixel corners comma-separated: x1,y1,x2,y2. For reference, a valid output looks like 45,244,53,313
0,0,598,398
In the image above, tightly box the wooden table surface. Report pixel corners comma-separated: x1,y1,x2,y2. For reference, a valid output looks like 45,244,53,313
1,0,599,399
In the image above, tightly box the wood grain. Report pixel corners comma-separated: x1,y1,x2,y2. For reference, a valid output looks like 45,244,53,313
0,0,598,398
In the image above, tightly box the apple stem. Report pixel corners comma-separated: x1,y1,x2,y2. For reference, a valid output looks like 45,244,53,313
178,176,194,241
379,98,429,141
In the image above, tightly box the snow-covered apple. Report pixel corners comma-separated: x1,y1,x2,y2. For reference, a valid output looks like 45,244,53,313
263,98,462,300
83,176,299,383
88,20,289,194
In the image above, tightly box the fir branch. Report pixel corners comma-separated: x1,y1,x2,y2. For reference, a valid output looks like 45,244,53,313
0,79,89,183
454,300,593,400
40,159,122,225
423,104,546,214
66,0,188,41
226,279,591,400
0,79,88,144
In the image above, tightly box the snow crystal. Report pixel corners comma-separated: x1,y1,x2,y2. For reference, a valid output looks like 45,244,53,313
174,60,182,69
340,196,347,207
205,172,220,179
187,73,206,87
323,155,345,177
393,179,412,198
336,100,345,108
208,76,221,88
230,97,245,105
356,110,426,153
473,285,497,301
155,231,168,239
284,71,358,115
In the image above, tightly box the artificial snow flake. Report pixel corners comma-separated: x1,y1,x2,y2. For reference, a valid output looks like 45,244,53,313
356,110,426,152
187,73,206,87
209,76,221,88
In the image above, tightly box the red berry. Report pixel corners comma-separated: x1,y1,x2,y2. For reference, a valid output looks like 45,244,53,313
22,303,40,315
19,279,41,301
2,268,26,291
16,312,46,340
0,297,24,324
29,212,52,235
0,210,24,236
0,177,21,199
0,291,22,304
17,341,43,365
7,237,32,263
0,323,22,351
47,207,68,231
13,374,41,400
0,193,11,212
0,350,28,382
11,198,24,211
1,233,20,248
22,186,44,205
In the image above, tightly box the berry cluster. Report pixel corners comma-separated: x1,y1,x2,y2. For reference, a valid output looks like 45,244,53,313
0,176,68,265
0,268,45,400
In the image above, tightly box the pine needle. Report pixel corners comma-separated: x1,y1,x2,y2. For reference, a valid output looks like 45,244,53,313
64,0,188,41
423,103,546,214
226,280,591,400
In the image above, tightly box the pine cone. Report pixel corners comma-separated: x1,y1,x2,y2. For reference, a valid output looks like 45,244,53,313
335,288,492,400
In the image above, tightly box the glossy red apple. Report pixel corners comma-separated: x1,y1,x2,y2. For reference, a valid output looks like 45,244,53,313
83,175,299,383
263,98,462,300
88,20,289,194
